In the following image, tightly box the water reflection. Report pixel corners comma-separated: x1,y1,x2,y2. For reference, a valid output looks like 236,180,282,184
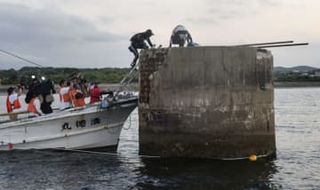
0,150,124,190
0,149,279,190
135,157,278,190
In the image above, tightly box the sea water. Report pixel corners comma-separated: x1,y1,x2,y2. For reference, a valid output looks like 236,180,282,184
0,88,319,189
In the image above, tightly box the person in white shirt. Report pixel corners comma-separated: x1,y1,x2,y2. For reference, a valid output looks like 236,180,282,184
8,91,22,113
59,80,71,110
6,86,22,120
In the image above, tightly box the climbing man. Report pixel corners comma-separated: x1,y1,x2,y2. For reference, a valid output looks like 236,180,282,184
169,25,193,47
128,29,154,68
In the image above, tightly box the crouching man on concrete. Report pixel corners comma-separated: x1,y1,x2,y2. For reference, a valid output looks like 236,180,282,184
169,25,193,47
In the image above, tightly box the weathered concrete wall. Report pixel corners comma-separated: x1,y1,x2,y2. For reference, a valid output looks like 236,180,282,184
138,46,275,159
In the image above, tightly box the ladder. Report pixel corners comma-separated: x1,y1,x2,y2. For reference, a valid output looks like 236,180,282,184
113,63,139,98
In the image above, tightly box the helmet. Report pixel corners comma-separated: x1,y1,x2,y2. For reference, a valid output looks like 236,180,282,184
146,29,154,36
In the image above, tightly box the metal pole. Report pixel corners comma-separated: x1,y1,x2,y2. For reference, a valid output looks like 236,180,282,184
256,43,309,49
235,40,294,47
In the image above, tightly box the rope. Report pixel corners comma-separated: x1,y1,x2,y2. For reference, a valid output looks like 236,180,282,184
221,154,270,161
50,147,160,159
42,146,271,161
49,148,267,160
0,49,43,67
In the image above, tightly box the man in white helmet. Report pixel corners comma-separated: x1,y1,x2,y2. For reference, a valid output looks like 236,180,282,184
169,25,193,47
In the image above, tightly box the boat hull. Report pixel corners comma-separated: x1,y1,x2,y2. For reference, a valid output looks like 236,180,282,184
0,98,137,150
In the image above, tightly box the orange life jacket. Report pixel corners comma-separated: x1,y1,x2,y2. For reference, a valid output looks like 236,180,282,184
74,97,85,107
6,96,12,113
27,98,38,114
13,98,21,109
73,90,85,107
6,95,21,113
60,88,71,103
69,89,77,105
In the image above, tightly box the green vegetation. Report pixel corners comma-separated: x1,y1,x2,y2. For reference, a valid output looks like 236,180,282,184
274,75,320,82
0,67,131,85
1,65,320,85
273,66,320,82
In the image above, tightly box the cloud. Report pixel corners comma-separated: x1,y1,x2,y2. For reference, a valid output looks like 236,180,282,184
185,0,284,24
0,3,125,45
0,3,129,69
273,41,320,67
0,0,318,69
184,18,218,25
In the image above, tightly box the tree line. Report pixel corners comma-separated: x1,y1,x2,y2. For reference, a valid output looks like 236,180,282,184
2,66,320,85
0,67,132,85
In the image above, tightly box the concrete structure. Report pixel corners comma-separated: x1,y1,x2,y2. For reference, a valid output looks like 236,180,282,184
138,46,275,159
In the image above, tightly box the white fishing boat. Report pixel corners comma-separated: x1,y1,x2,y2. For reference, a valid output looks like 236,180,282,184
0,95,138,151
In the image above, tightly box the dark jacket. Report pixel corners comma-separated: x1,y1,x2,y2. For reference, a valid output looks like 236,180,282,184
130,32,153,49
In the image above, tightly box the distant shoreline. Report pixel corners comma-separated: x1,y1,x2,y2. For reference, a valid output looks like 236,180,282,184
273,81,320,88
0,83,139,94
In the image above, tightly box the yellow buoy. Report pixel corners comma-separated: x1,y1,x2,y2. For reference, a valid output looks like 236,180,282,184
249,154,257,161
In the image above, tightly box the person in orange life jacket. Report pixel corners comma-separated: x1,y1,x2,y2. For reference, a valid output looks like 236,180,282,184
59,80,71,110
6,87,22,113
68,82,76,107
128,29,154,68
27,95,42,117
73,84,86,107
6,87,22,120
90,83,101,104
6,86,22,120
25,78,40,104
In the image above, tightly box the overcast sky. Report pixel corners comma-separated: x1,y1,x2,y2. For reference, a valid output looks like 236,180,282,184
0,0,319,69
